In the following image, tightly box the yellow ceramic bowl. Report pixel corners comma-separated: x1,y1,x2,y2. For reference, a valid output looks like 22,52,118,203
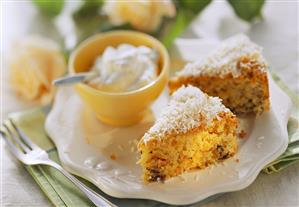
69,31,169,126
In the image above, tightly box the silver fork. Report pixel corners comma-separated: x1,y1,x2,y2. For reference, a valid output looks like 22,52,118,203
0,119,117,207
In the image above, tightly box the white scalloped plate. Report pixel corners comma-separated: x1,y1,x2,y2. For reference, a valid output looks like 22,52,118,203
45,39,292,205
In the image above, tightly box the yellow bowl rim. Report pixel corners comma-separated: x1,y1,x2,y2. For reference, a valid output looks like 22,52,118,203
68,30,169,97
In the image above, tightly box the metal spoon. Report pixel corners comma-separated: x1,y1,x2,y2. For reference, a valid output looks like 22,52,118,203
53,71,97,86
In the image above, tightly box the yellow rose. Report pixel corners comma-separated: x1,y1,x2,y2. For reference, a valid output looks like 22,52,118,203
9,36,66,105
103,0,176,32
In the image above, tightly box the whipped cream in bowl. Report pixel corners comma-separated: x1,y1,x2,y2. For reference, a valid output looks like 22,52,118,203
68,31,169,126
86,44,159,93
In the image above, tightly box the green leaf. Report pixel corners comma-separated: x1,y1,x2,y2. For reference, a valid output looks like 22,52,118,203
158,0,212,48
160,0,212,48
227,0,265,22
161,9,193,48
32,0,64,17
74,16,102,43
100,22,134,33
178,0,212,13
72,0,104,44
73,0,103,19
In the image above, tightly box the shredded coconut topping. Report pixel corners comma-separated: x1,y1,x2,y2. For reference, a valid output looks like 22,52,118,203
177,34,268,78
143,86,230,142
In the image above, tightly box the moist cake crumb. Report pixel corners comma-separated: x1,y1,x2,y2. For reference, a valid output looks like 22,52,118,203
143,85,230,142
138,86,238,182
110,154,117,160
117,144,124,151
169,34,270,116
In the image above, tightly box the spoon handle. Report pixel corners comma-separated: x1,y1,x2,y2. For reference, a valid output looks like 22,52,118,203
53,73,90,86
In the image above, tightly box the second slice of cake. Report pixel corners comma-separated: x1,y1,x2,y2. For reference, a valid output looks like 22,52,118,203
137,86,238,182
169,34,270,115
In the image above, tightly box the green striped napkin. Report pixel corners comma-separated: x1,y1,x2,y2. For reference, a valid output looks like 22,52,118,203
4,72,299,207
262,73,299,173
8,109,161,207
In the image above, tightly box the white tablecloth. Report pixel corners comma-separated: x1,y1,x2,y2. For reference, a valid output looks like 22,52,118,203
1,1,299,206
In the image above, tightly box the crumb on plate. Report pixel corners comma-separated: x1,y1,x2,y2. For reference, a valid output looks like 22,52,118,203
238,130,247,139
110,154,117,160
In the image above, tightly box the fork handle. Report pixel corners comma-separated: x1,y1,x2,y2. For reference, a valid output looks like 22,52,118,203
48,162,117,207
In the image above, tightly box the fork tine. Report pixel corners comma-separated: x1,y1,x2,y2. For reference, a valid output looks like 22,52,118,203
3,122,30,153
0,130,26,163
9,119,39,150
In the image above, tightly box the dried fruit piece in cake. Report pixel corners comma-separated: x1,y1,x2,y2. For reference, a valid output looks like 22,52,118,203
169,34,270,115
137,86,238,182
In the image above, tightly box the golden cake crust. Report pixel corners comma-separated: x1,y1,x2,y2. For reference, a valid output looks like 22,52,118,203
169,56,270,115
138,112,238,182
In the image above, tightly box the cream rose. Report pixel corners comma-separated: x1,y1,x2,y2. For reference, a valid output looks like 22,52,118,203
9,36,66,105
103,0,176,32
